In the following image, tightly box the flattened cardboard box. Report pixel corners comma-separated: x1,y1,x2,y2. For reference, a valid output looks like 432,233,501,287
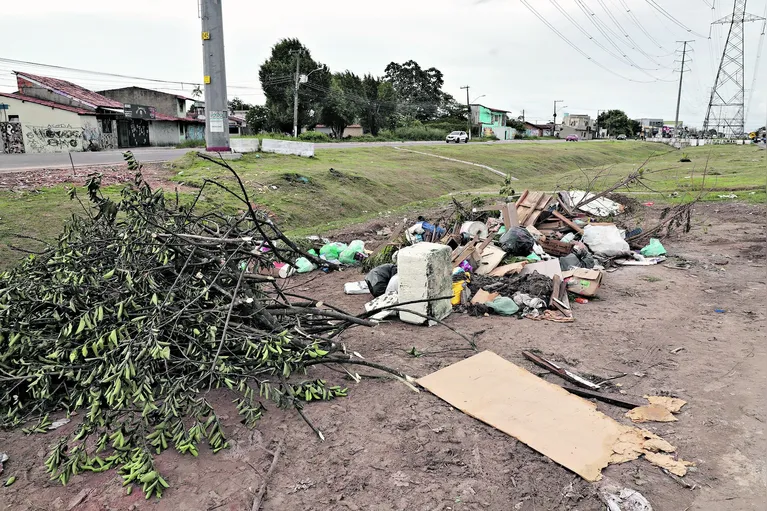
562,268,604,297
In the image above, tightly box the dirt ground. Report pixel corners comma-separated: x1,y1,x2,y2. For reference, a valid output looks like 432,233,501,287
1,201,765,511
0,163,186,192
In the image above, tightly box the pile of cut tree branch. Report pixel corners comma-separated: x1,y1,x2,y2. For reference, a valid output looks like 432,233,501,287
0,152,409,498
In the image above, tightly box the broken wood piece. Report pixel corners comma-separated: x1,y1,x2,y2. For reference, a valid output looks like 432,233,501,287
522,351,601,390
560,384,646,409
551,211,584,234
539,238,574,258
506,204,520,228
251,438,284,511
626,404,678,423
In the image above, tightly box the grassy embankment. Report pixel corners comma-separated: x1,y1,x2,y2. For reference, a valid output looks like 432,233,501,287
1,141,762,268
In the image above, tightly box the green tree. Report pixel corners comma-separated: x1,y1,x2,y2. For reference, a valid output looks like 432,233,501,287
228,97,252,112
360,75,396,136
597,110,634,137
259,39,331,134
245,105,270,133
384,60,445,122
506,115,526,131
319,72,364,138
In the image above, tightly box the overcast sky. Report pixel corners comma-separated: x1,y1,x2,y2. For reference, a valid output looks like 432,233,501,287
2,0,766,129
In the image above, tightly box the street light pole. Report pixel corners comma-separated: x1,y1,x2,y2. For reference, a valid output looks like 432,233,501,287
553,100,563,137
460,85,471,138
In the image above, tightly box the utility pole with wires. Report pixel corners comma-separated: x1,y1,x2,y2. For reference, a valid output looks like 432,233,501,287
460,85,471,138
674,40,694,139
553,100,563,137
199,0,230,151
290,49,305,138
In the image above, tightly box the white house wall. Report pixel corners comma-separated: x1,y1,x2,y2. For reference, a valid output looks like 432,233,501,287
0,96,116,153
148,121,182,146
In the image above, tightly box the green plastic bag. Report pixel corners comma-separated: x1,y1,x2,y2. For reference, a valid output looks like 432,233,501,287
295,257,316,273
526,253,541,262
339,240,365,265
320,242,347,260
640,238,666,257
487,296,520,316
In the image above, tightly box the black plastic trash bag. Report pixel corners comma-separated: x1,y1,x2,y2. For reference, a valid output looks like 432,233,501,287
499,227,535,256
365,264,398,297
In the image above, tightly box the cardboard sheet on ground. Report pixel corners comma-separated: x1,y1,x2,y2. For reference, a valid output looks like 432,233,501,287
417,351,623,481
474,245,506,276
417,351,693,481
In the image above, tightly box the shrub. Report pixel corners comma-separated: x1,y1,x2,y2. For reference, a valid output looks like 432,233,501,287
176,139,205,149
299,131,330,142
380,126,447,141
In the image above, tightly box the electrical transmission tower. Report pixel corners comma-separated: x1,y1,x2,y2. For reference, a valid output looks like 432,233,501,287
703,0,765,138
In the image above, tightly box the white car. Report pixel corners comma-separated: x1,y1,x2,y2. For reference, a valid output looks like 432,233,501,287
446,131,469,143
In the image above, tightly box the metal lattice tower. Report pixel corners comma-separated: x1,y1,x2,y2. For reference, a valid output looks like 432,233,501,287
703,0,765,137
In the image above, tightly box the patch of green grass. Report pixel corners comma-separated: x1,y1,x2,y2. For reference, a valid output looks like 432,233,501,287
2,141,763,269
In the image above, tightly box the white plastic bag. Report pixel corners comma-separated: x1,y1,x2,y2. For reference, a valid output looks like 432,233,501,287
582,225,630,257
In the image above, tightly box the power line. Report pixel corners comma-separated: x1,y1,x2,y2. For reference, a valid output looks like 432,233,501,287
594,0,673,66
520,0,667,83
570,0,676,80
614,0,670,51
549,0,655,70
644,0,709,38
0,56,264,92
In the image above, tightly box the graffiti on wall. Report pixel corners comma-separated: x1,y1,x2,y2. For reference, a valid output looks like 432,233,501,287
82,122,117,151
25,124,82,152
0,122,25,153
185,124,204,141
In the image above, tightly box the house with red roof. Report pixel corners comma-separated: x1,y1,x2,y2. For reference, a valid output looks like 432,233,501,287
0,73,204,154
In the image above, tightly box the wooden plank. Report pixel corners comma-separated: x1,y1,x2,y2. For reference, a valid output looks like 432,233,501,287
506,204,520,228
417,351,626,482
551,211,584,234
502,206,512,230
539,238,574,257
524,194,553,227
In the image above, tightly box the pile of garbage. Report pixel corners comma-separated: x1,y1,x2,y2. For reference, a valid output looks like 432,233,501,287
324,189,678,325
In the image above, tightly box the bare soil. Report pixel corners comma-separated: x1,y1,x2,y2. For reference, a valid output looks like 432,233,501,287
0,163,190,193
1,202,765,511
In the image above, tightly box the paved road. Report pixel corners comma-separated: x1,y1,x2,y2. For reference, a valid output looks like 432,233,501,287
0,139,570,171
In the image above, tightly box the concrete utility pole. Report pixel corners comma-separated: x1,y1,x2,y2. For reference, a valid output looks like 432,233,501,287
553,100,563,136
291,49,304,138
200,0,230,151
460,85,471,138
674,40,694,138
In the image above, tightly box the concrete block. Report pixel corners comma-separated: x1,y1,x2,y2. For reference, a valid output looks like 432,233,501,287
230,138,260,153
397,243,452,325
200,151,242,160
261,139,315,157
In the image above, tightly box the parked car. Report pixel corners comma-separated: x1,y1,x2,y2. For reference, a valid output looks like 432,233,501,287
617,134,627,140
446,131,469,143
565,134,579,142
